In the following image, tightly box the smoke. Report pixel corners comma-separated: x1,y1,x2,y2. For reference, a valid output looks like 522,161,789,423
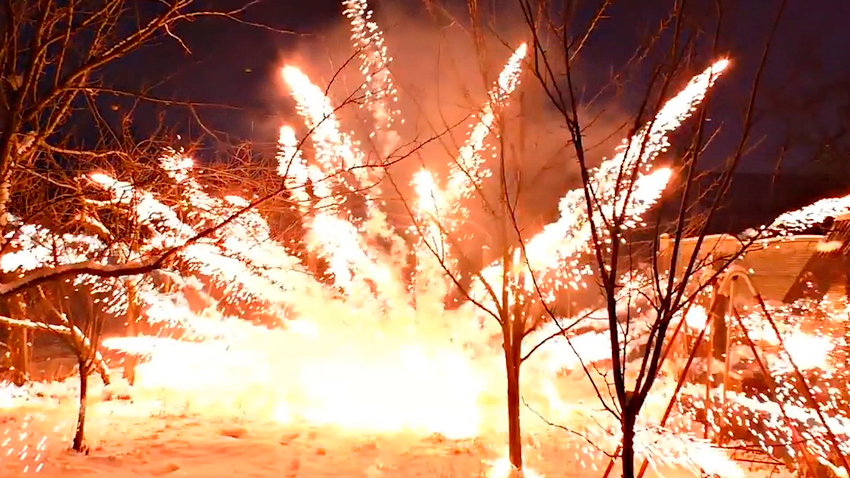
269,0,632,274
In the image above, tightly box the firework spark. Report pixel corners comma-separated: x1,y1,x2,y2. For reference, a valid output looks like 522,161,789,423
1,1,794,476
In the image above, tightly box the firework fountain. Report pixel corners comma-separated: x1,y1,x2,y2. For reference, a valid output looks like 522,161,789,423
1,0,847,477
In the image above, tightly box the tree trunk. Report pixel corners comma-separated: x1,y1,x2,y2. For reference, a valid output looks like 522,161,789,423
72,359,88,453
123,280,138,385
622,414,636,478
9,327,29,386
9,298,29,385
505,353,523,472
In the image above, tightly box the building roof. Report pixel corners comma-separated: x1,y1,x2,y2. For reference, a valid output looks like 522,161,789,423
658,234,825,302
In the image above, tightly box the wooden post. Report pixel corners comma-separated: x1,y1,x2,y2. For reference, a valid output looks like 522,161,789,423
719,278,736,443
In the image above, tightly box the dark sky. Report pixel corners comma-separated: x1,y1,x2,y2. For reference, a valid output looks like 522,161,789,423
100,0,850,176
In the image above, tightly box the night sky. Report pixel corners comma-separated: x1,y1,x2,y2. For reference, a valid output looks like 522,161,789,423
95,0,850,226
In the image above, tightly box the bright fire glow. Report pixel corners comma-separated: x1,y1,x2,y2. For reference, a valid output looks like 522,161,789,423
10,2,847,477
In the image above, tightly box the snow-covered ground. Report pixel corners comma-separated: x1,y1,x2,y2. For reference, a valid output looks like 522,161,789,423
0,380,620,478
0,377,586,478
0,376,792,478
0,330,803,478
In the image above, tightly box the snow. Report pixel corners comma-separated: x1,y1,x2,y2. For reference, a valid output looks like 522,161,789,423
0,378,520,477
1,399,520,477
0,377,790,478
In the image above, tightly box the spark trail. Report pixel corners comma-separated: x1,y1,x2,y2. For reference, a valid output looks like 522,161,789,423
0,1,762,477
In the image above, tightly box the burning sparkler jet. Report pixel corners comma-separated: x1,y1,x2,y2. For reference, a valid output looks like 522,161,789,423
466,59,729,317
343,0,401,155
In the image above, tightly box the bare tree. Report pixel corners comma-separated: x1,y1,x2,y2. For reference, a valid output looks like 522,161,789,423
386,31,602,472
0,0,302,290
0,281,111,452
508,0,799,476
0,0,314,455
